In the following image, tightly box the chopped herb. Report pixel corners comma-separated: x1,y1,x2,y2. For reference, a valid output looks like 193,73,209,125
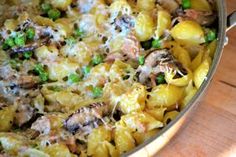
92,86,103,98
156,73,166,85
152,39,162,48
138,55,145,65
68,73,81,84
92,54,104,65
182,0,191,9
48,9,61,21
26,27,35,40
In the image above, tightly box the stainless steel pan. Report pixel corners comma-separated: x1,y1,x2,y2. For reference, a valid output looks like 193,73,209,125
125,1,236,156
0,1,235,157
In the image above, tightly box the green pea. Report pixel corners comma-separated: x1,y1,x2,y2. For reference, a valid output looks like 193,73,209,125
41,3,52,13
5,37,15,47
74,28,83,38
138,56,145,65
82,66,91,75
39,72,49,82
156,73,166,85
23,51,33,59
34,64,45,75
48,9,61,21
152,39,162,48
68,73,81,84
205,29,216,42
92,55,104,65
26,27,35,40
14,34,26,47
2,43,9,50
182,0,191,9
34,63,49,82
92,86,103,98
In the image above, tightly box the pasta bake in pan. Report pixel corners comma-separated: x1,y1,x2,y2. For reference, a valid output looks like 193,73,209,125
0,0,218,156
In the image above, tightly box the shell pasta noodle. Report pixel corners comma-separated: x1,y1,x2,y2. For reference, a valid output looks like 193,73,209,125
0,0,218,156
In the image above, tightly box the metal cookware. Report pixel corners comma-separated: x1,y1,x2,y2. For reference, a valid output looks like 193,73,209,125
0,1,235,157
125,1,236,156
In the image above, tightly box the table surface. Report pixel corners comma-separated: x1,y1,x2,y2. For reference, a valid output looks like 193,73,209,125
157,1,236,157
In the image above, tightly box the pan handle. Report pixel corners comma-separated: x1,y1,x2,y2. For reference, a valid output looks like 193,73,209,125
224,11,236,45
227,11,236,32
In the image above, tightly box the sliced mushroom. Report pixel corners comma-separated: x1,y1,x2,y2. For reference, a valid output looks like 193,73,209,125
10,37,50,55
64,102,110,133
137,49,187,87
1,75,40,93
15,18,33,32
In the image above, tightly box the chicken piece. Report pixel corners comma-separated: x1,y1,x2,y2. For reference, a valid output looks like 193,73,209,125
121,33,141,60
179,9,217,26
105,52,127,64
31,116,51,135
16,75,40,89
137,50,186,87
65,136,78,153
64,102,110,133
15,102,35,127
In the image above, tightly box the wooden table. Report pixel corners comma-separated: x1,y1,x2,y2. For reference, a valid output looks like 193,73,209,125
157,1,236,157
